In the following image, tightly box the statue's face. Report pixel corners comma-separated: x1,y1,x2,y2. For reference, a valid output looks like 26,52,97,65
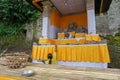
67,22,77,32
70,24,74,28
69,23,76,28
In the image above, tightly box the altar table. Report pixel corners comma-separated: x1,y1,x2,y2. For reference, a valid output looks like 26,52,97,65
32,44,110,63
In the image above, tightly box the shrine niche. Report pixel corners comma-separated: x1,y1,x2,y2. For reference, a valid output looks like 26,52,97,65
27,0,112,68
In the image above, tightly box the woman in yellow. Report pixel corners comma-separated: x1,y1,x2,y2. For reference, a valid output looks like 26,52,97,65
42,53,56,64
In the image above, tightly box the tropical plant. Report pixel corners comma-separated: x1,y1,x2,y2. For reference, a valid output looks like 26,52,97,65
0,0,41,53
0,0,40,24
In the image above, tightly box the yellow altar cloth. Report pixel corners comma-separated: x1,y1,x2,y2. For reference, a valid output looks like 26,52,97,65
85,34,101,42
32,45,55,60
0,74,25,80
68,31,76,37
38,38,85,45
32,44,110,63
57,33,65,39
75,33,86,38
38,38,51,44
55,39,85,44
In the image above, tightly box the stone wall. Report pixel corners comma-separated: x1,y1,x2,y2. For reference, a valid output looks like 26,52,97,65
96,0,120,36
25,15,42,40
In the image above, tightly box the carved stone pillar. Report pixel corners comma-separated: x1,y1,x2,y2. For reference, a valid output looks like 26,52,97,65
25,23,33,41
86,0,96,34
42,1,52,38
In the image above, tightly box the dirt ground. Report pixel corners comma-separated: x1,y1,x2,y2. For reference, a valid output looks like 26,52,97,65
6,41,32,54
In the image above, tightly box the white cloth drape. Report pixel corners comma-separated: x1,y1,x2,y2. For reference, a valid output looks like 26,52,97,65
42,17,49,38
87,10,96,34
48,26,59,39
57,61,108,68
32,60,108,68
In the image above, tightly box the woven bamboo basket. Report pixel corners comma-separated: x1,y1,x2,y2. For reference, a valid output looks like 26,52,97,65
0,53,29,69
